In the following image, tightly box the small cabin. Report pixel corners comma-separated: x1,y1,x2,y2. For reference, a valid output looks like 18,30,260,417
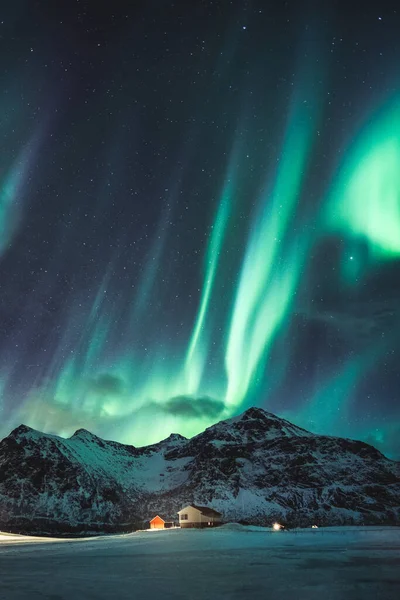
150,515,165,529
177,504,222,528
149,515,175,529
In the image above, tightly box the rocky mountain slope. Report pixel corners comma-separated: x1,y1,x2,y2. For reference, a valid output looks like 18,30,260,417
0,407,399,535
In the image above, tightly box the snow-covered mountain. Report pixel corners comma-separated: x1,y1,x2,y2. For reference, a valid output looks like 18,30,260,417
0,407,399,535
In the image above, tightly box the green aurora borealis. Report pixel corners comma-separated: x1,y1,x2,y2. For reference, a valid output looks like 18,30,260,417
0,2,400,458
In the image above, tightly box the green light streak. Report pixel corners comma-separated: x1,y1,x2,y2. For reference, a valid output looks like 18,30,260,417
130,201,173,325
225,97,319,407
184,174,233,393
0,174,17,255
0,139,36,256
327,100,400,263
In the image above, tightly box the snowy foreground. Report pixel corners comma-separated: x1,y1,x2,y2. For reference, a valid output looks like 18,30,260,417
1,525,400,599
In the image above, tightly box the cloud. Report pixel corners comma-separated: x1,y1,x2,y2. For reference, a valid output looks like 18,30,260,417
87,373,125,397
161,395,226,419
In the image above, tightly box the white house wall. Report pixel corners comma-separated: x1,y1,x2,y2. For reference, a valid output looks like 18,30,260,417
200,514,222,523
178,506,222,525
178,506,203,523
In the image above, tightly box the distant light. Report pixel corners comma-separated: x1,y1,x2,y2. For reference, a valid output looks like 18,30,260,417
311,525,318,529
349,256,354,260
242,26,247,30
272,522,282,531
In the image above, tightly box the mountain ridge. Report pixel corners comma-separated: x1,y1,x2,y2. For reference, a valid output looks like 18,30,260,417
0,407,399,535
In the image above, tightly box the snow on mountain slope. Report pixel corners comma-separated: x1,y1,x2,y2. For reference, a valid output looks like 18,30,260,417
0,408,399,535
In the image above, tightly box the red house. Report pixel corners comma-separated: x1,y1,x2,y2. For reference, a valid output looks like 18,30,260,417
149,515,165,529
149,515,175,529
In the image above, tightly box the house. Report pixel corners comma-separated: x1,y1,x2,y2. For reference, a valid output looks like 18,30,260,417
149,515,165,529
177,504,222,528
149,515,175,529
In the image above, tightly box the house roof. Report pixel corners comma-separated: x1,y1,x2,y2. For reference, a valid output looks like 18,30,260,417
149,515,165,523
178,504,222,517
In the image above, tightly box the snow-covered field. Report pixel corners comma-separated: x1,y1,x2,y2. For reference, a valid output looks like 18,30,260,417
1,525,399,599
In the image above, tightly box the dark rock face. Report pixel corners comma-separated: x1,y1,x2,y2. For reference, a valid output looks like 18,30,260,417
0,408,399,535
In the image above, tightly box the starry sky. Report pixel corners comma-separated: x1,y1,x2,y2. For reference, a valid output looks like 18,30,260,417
1,0,400,458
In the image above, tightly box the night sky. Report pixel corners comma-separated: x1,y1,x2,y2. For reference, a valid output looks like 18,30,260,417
1,0,400,458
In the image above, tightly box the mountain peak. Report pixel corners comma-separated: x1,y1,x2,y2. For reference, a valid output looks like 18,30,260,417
147,432,187,450
196,406,312,444
239,407,273,420
8,424,36,438
71,428,100,440
165,433,187,442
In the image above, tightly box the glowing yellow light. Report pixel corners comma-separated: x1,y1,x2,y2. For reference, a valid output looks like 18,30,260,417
272,522,282,531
